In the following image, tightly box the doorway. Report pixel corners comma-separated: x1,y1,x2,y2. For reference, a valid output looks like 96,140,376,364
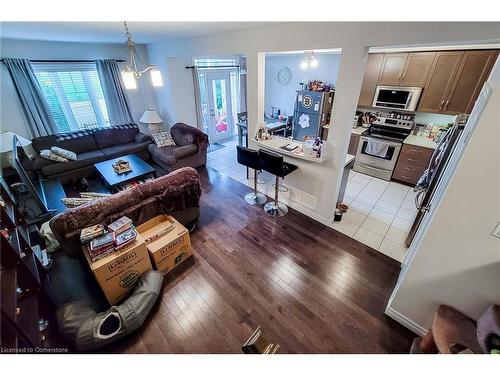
203,69,234,143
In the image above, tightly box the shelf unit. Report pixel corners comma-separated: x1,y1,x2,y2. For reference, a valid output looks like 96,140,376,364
0,178,56,350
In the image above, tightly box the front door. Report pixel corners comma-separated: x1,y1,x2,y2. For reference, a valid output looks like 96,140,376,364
205,69,234,143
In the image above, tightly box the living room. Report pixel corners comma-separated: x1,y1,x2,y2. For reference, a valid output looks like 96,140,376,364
1,2,499,373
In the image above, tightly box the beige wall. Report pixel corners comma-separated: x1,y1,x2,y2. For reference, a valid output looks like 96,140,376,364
387,59,500,332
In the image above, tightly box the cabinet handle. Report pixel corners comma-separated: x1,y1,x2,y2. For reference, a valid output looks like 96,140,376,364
438,100,445,111
407,158,417,162
401,175,412,180
444,100,450,111
410,149,420,153
404,167,415,171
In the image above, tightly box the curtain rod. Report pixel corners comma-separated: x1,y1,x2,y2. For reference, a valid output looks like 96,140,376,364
186,65,240,69
0,58,126,63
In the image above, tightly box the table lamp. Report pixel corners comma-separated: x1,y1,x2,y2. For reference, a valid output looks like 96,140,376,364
139,109,163,134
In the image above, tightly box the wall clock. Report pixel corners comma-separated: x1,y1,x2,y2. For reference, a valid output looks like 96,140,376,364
277,67,291,85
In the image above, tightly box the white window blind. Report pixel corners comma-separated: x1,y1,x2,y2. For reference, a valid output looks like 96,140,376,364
32,62,110,133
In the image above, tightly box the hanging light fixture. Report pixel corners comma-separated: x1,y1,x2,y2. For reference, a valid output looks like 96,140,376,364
121,21,163,89
300,51,318,69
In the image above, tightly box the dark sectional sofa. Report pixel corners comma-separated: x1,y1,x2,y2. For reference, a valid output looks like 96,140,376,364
31,124,152,181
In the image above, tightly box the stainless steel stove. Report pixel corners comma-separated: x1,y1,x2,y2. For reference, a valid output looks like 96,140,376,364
353,115,414,181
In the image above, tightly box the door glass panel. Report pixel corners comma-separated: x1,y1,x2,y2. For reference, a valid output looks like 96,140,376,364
212,79,229,134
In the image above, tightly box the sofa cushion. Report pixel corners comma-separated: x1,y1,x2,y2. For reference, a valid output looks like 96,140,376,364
41,150,106,177
148,144,177,166
101,142,150,160
173,144,197,159
151,131,176,148
94,126,138,149
54,134,98,154
32,135,58,154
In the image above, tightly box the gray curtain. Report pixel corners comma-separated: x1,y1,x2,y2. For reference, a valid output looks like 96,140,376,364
191,67,204,130
95,59,135,125
2,58,57,138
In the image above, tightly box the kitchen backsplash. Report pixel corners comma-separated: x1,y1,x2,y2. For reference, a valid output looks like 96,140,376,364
414,112,456,126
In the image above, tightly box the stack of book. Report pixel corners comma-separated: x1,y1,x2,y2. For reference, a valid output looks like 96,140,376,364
88,232,115,261
108,216,137,251
80,224,105,244
107,216,133,234
114,227,138,251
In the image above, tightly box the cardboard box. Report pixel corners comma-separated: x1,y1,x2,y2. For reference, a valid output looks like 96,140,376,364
136,215,193,273
83,234,152,305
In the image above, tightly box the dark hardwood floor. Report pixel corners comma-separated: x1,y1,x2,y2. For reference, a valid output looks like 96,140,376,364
111,166,415,353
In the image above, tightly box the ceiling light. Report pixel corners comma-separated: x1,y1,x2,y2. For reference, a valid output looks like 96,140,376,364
122,21,158,88
121,71,137,90
300,58,308,69
310,57,318,68
150,69,163,87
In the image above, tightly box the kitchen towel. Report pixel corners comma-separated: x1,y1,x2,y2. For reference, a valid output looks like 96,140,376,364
365,139,389,158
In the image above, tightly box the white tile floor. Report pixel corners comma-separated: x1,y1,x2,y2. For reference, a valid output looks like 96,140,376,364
206,138,249,185
207,139,416,263
332,170,418,262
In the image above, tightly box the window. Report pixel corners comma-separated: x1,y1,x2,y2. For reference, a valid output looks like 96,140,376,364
32,62,110,133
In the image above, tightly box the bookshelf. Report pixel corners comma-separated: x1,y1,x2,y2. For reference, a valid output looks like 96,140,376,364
0,178,56,350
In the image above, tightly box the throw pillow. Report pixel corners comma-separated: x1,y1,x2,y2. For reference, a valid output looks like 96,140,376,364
40,149,69,163
152,131,176,148
51,146,77,161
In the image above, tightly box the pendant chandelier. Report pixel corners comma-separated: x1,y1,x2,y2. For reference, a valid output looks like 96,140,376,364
121,21,163,89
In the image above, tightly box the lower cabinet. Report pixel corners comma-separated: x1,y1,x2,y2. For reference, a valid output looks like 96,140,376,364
392,144,434,185
348,133,360,155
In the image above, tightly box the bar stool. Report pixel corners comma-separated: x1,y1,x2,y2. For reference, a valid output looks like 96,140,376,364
258,149,298,217
236,146,267,206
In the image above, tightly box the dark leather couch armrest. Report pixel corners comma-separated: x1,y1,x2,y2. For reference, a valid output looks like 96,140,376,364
135,132,152,144
173,144,198,159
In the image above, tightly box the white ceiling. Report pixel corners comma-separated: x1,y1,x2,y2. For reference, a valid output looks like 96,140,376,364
0,22,271,44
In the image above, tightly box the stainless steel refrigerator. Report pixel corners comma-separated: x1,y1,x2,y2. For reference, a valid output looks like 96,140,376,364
292,90,334,141
405,115,467,247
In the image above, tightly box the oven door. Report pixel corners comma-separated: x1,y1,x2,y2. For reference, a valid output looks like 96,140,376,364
356,136,402,171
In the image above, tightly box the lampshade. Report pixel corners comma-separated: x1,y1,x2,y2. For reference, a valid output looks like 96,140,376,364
0,131,31,153
139,109,163,124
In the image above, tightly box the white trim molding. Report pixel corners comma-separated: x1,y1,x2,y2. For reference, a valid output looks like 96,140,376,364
385,306,428,337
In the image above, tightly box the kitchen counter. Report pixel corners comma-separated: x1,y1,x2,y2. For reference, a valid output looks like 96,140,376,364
345,153,355,166
403,134,438,149
351,126,367,135
251,137,327,163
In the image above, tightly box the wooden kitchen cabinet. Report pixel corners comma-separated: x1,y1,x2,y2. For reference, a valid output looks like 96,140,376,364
417,51,464,113
378,53,408,86
348,133,361,155
400,52,436,87
358,54,384,107
392,144,434,185
444,50,499,114
418,50,498,114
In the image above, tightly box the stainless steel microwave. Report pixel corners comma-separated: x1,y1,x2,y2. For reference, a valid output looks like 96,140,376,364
372,85,422,111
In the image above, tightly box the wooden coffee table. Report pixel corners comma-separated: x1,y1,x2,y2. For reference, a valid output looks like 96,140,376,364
94,154,156,190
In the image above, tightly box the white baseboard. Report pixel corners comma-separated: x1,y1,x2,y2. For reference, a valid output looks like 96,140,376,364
385,306,428,337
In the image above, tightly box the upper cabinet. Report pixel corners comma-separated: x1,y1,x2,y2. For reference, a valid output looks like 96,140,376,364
417,50,498,114
358,54,384,107
378,52,435,87
378,53,408,86
417,51,464,113
444,50,499,114
359,49,499,114
400,52,436,87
